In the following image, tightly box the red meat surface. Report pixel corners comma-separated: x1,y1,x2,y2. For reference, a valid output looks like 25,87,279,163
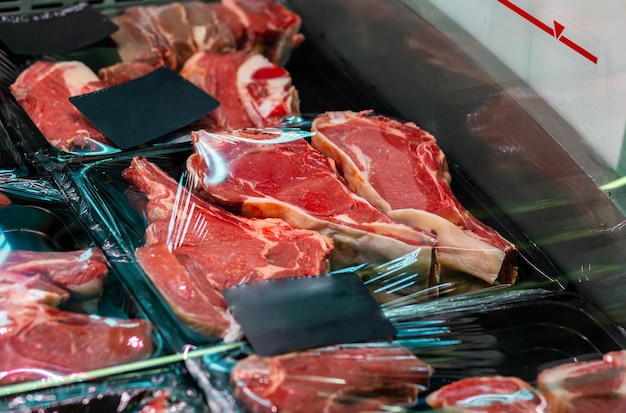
0,284,153,385
231,343,433,412
426,376,547,412
9,61,113,152
123,157,332,338
312,110,518,285
187,129,439,281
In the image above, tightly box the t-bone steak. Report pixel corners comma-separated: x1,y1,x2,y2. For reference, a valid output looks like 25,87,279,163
122,157,332,338
187,129,439,287
9,61,113,152
230,343,434,412
311,110,518,285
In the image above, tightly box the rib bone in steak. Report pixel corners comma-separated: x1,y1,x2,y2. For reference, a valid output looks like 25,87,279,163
180,51,299,131
187,129,439,285
311,110,517,285
122,157,332,338
0,283,154,385
231,343,434,413
9,61,113,152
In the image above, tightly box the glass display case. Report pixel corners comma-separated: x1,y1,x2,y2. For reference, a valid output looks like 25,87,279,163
0,0,625,411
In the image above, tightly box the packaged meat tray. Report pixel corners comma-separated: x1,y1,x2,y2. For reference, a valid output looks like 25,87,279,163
0,185,166,390
0,361,209,412
0,0,306,162
57,124,564,352
196,288,626,412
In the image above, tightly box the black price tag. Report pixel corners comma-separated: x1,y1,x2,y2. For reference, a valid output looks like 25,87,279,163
223,273,397,356
69,66,220,149
0,3,118,55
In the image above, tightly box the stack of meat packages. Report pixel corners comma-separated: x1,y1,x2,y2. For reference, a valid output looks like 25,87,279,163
0,198,154,385
9,0,303,151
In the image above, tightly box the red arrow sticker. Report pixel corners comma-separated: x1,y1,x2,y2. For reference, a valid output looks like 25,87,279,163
498,0,598,64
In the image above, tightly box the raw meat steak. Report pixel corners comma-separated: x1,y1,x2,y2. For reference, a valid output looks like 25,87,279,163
230,343,433,413
0,247,108,302
9,61,113,152
187,129,439,283
0,271,70,306
0,193,10,207
537,350,626,413
123,157,332,338
99,60,164,88
183,1,241,53
426,376,547,412
0,284,154,385
180,51,299,130
110,5,179,70
223,0,304,65
312,110,518,285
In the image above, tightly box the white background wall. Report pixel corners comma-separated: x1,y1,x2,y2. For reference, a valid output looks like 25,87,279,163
420,0,626,173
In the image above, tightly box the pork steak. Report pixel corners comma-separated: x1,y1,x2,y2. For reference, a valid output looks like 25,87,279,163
9,61,113,152
123,157,332,338
311,110,518,285
230,343,433,412
187,129,439,286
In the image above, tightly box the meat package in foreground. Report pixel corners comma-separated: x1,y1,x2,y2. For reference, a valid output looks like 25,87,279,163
9,61,113,152
230,343,433,412
122,157,332,338
537,350,626,412
426,376,548,412
180,51,300,131
187,129,439,284
312,110,518,285
0,283,154,385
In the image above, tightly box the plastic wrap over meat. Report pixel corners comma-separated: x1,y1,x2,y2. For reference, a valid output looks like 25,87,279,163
122,156,332,339
312,110,518,286
0,191,158,387
186,129,439,285
230,342,433,412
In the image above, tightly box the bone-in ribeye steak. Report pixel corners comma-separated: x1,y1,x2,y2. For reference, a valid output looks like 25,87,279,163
231,343,434,413
123,157,332,338
187,129,439,283
312,110,518,285
0,283,154,385
9,61,113,152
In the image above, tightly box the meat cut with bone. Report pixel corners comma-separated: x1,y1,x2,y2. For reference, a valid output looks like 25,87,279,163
311,110,517,285
123,157,332,338
9,61,113,152
187,129,439,286
180,51,299,131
